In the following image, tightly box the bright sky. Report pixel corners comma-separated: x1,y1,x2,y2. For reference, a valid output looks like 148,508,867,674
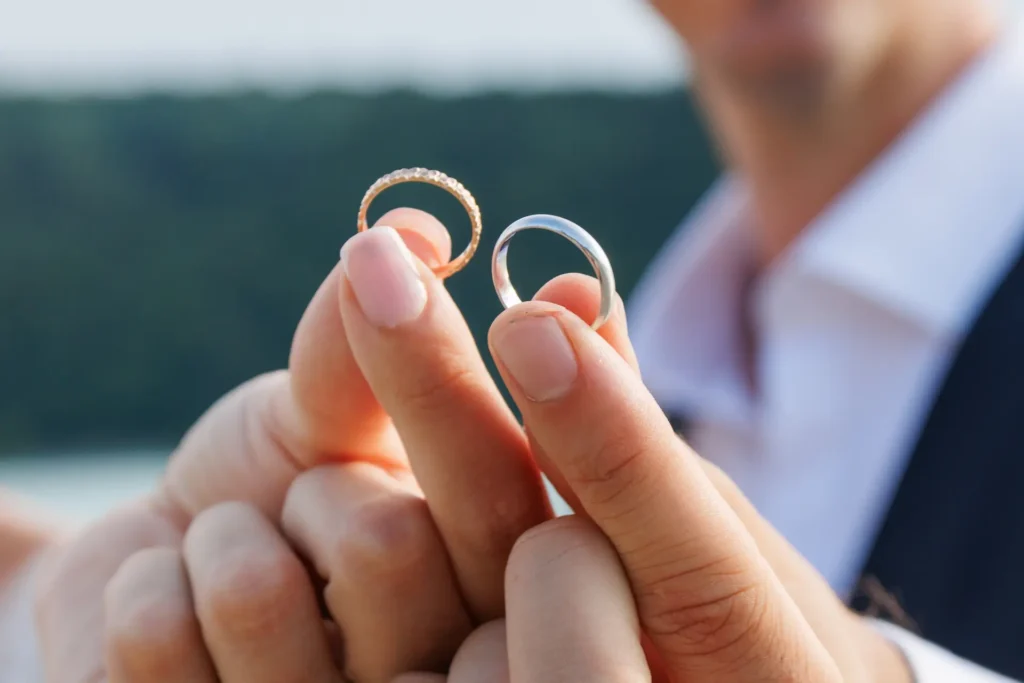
0,0,687,93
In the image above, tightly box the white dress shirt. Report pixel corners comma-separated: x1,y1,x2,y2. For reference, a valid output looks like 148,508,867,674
628,18,1024,683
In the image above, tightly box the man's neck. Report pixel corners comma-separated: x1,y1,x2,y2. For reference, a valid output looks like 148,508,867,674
703,3,999,265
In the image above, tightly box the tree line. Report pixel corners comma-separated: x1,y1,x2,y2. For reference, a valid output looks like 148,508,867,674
0,89,720,454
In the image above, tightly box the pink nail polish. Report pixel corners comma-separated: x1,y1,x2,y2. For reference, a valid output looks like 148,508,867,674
340,226,427,328
492,316,578,402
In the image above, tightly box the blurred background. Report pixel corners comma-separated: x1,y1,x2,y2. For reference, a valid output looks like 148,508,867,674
0,0,721,524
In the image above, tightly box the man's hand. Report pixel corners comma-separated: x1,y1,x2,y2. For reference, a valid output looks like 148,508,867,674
382,297,921,683
465,297,914,683
395,512,907,683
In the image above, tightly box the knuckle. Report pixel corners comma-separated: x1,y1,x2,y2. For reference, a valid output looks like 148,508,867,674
104,551,196,677
567,430,653,510
395,362,478,414
185,501,262,544
453,484,547,565
640,563,769,661
285,466,322,502
335,493,438,578
202,542,306,637
106,593,195,674
177,371,285,452
36,506,180,633
171,371,299,500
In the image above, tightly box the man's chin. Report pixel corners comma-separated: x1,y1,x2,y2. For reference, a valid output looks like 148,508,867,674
708,1,836,101
703,32,836,116
723,53,834,106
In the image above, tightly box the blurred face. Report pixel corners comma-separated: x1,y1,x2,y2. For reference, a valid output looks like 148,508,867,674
651,0,891,109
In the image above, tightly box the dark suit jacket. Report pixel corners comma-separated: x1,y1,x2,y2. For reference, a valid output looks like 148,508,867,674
855,247,1024,679
668,248,1024,679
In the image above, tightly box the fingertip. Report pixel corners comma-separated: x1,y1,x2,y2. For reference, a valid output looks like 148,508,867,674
104,547,191,645
533,273,622,329
488,301,567,347
489,304,589,405
374,208,453,269
533,274,637,373
507,516,613,582
104,546,215,683
504,518,646,683
449,620,510,683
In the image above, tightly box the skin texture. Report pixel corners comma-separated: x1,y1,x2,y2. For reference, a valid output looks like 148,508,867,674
37,212,909,683
35,210,627,683
408,515,851,683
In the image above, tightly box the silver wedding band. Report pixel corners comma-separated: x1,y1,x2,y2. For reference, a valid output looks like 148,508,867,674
491,214,616,331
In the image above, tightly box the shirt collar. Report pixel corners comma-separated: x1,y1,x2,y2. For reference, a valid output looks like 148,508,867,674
628,178,758,421
784,20,1024,335
629,19,1024,418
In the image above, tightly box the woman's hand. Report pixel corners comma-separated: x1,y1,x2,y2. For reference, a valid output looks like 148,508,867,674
36,210,635,683
35,206,911,683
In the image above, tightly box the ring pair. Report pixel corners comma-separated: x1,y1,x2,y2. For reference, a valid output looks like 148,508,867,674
356,168,616,331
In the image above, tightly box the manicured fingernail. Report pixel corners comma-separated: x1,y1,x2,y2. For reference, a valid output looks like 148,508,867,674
394,228,445,270
492,315,578,402
341,226,427,328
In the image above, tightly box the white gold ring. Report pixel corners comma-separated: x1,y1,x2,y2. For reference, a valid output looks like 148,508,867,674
491,214,616,331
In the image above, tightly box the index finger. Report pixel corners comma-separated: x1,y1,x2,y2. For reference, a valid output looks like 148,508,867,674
488,303,841,683
161,208,451,518
37,210,449,683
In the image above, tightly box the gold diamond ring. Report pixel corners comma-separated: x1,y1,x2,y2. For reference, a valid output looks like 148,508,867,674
357,168,482,280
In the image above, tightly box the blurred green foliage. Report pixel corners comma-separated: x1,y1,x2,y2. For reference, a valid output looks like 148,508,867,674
0,89,719,453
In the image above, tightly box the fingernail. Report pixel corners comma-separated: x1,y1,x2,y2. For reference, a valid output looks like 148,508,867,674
341,226,427,328
492,315,578,402
394,228,445,270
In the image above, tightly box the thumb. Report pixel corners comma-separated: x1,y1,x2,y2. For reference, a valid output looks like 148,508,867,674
489,301,842,683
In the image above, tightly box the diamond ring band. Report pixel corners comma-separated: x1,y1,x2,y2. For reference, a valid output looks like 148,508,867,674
357,168,482,280
356,169,615,330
